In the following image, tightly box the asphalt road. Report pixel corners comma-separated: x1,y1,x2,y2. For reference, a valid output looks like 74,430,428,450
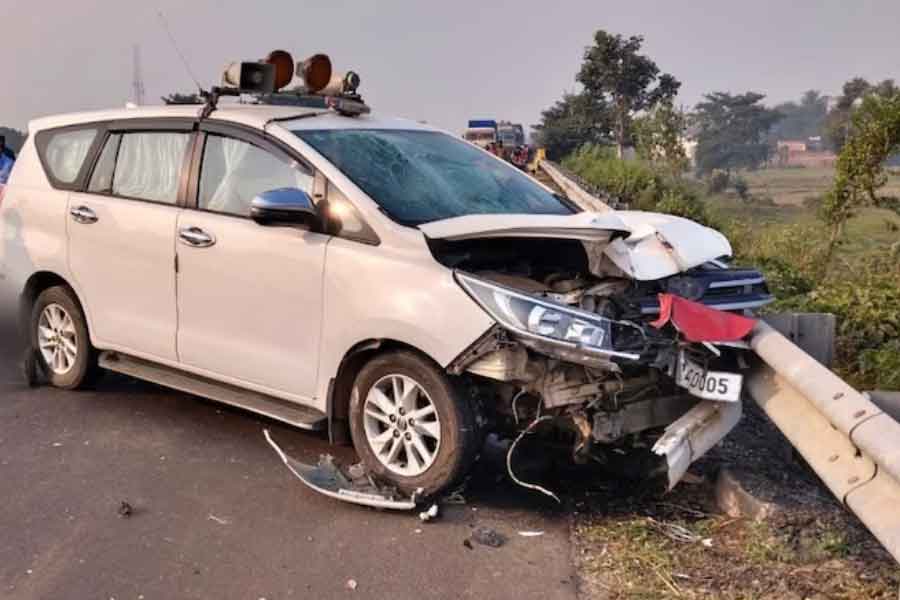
0,329,576,600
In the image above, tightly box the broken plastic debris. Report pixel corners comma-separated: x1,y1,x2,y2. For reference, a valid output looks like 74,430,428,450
471,526,506,548
208,514,230,525
346,579,358,591
419,503,440,523
517,530,545,537
263,429,421,510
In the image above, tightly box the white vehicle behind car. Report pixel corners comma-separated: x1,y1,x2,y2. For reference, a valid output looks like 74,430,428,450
0,52,773,499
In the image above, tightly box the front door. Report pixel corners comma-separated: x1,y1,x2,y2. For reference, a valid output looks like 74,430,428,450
175,129,328,400
68,128,193,362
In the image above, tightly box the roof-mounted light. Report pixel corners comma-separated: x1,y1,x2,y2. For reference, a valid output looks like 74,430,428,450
266,50,295,90
296,54,333,93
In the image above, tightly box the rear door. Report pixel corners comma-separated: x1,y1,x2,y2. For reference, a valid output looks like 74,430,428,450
67,121,194,361
174,123,328,400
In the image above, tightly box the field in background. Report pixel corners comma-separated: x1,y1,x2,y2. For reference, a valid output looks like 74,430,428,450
707,193,900,264
742,166,900,206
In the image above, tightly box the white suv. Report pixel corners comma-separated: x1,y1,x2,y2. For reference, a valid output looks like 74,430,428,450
0,65,772,498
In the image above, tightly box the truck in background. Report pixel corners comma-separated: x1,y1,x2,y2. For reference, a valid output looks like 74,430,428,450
463,119,498,149
496,121,525,149
463,119,531,168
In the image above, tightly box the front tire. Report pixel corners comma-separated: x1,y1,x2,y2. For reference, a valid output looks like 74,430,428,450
30,286,99,390
349,350,480,497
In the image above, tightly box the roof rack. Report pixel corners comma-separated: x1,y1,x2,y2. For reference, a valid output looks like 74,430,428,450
199,87,370,120
200,50,370,120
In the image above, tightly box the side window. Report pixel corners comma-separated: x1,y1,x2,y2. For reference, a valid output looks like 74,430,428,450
88,133,122,193
41,128,98,184
198,134,313,217
112,132,190,204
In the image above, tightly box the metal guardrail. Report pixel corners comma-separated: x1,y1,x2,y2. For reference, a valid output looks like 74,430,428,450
537,160,619,212
748,321,900,563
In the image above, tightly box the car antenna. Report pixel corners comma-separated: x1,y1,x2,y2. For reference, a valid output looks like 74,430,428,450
156,10,206,97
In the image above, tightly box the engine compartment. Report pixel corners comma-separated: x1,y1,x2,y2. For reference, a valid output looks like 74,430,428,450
433,235,759,481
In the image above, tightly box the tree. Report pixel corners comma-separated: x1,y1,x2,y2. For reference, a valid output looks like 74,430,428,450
633,102,688,176
693,92,782,174
531,92,612,160
823,90,900,262
823,78,900,152
576,31,680,159
769,90,828,142
0,127,26,154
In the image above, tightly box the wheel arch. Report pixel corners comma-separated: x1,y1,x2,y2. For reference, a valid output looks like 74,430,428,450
326,338,445,445
19,271,91,337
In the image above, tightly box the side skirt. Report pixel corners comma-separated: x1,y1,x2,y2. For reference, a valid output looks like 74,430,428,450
99,351,326,431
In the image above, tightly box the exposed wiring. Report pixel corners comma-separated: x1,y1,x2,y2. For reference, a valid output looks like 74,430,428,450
512,389,542,425
506,416,560,503
511,389,527,425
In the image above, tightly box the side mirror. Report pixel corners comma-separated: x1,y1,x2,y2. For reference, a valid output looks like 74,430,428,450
250,188,319,228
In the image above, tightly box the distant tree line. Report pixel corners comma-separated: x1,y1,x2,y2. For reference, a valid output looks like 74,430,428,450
532,30,900,174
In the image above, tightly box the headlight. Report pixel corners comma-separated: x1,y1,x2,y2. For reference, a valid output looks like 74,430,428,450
456,272,640,360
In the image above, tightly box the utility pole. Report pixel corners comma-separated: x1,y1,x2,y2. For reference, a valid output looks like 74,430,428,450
132,45,146,106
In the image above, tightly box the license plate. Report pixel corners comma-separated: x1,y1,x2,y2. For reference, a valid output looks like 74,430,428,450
676,353,742,403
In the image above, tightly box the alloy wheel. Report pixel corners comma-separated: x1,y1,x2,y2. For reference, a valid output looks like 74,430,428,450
363,374,442,477
37,303,78,375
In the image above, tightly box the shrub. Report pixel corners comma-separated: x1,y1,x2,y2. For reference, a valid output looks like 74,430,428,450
859,340,900,390
803,195,823,210
655,188,711,225
563,144,657,207
706,170,730,194
775,251,900,389
564,144,712,224
732,176,749,200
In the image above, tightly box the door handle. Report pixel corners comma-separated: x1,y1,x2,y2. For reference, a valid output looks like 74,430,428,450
178,226,216,248
70,205,98,224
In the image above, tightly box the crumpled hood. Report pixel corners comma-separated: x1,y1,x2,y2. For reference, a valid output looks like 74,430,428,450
418,212,631,243
420,210,732,281
604,211,732,280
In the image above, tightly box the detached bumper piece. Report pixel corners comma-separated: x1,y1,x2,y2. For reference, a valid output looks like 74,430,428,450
264,430,421,510
651,400,743,490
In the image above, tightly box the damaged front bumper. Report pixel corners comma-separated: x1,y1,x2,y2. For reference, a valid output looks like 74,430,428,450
447,301,749,494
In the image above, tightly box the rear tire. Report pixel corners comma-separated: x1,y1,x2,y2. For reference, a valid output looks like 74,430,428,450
349,350,480,497
30,286,100,390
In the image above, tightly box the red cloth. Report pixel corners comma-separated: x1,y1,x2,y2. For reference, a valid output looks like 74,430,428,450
650,293,756,342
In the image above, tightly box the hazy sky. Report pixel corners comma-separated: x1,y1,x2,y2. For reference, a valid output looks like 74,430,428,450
2,0,899,134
